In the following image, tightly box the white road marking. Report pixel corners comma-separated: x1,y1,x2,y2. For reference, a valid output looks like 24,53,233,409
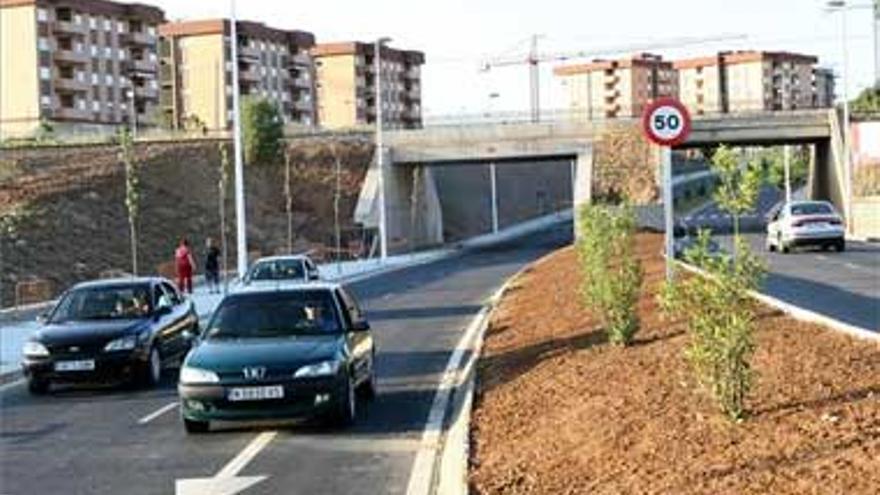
0,378,25,393
175,431,277,495
137,401,179,425
405,305,489,495
216,431,278,478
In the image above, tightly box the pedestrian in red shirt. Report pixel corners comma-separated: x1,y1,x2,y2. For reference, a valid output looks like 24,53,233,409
175,238,196,294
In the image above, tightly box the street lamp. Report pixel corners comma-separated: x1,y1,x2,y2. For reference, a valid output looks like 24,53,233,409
826,0,853,232
375,36,392,261
230,0,248,277
126,89,136,138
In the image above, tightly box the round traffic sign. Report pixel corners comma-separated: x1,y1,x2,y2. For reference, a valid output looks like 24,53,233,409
642,98,691,147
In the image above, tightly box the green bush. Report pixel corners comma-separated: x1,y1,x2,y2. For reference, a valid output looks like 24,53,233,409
242,97,284,165
577,203,643,346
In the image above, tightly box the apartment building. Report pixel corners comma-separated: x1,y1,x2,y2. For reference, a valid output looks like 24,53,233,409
0,0,164,138
675,51,831,114
554,53,678,119
158,19,316,131
312,42,424,129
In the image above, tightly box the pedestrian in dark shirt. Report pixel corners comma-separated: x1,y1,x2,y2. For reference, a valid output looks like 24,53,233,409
205,237,221,294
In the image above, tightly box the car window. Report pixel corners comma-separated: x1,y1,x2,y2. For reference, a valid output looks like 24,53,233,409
790,203,833,216
337,288,364,325
205,290,342,339
50,284,152,323
160,282,181,305
246,259,306,282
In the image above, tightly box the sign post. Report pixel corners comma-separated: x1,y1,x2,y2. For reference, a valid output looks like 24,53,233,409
641,98,692,282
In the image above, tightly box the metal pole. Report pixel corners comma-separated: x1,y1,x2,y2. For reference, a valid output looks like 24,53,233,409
529,34,540,123
489,162,499,233
230,0,248,277
128,90,136,139
840,6,853,232
662,147,674,282
784,145,792,205
874,0,879,86
375,38,389,260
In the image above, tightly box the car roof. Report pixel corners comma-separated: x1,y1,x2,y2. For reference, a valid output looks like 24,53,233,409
250,254,312,264
71,277,166,290
228,281,342,296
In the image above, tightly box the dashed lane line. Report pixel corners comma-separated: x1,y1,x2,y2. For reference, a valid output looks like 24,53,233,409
137,401,179,425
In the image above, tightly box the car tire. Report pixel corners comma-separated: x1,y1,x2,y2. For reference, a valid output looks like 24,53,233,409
358,362,377,401
27,377,49,395
779,234,790,254
183,417,209,434
142,346,162,388
836,240,846,252
331,372,356,427
767,238,776,252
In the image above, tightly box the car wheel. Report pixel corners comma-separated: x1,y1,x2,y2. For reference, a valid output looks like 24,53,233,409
779,234,790,254
143,346,162,387
836,240,846,252
27,377,49,395
332,372,356,427
766,237,776,252
183,417,209,434
358,361,377,401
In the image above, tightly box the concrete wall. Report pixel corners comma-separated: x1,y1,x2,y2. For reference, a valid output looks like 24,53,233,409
852,197,880,240
0,4,39,138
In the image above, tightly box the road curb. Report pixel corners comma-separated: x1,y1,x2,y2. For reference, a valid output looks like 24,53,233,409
676,261,878,342
432,250,558,495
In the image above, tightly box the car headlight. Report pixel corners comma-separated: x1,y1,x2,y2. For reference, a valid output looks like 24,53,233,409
104,334,140,352
180,366,220,384
293,360,342,378
23,341,50,358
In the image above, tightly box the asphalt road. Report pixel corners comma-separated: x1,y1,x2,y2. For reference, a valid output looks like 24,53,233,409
717,233,880,331
681,185,783,234
0,224,572,495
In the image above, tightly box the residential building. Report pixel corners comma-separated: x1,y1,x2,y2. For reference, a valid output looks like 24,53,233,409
158,19,316,131
554,53,678,119
0,0,164,138
312,42,424,129
675,51,828,114
813,67,835,108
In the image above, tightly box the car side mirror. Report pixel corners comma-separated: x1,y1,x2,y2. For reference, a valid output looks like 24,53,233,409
35,313,48,324
351,320,370,332
309,271,320,281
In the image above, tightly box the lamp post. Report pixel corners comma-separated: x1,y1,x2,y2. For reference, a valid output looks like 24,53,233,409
126,89,136,138
827,0,853,231
375,36,392,261
230,0,248,277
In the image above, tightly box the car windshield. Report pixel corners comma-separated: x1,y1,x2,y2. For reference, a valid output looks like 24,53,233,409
245,259,305,282
790,203,833,216
49,284,152,323
205,290,341,339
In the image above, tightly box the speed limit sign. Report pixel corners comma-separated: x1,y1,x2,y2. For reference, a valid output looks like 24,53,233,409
642,98,691,147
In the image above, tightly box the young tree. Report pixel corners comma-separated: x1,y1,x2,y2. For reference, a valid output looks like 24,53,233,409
218,143,230,293
284,147,293,253
711,145,762,243
242,97,284,165
119,129,139,275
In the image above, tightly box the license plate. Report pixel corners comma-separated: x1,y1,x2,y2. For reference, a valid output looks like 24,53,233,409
54,360,95,372
227,385,284,402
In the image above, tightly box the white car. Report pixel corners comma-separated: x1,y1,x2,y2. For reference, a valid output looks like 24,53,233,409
238,254,321,289
766,201,845,254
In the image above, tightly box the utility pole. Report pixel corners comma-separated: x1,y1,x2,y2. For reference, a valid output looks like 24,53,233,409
375,37,391,261
784,145,792,205
874,0,879,85
529,34,540,123
230,0,248,277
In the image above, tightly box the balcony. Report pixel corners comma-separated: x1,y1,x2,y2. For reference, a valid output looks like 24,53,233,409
54,77,89,92
237,45,260,60
53,20,87,36
129,59,157,74
293,99,312,112
292,76,311,89
238,68,261,82
133,86,159,100
54,107,92,120
404,68,420,79
125,31,155,46
54,49,89,65
289,53,311,66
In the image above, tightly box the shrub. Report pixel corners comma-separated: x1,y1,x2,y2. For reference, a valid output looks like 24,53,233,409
242,97,284,165
577,203,643,346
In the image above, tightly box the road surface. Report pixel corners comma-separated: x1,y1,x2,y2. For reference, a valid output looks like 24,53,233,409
0,224,571,495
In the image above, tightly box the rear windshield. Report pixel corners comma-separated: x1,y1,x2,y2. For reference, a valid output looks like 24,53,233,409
245,259,305,282
205,290,341,339
790,203,833,216
50,284,152,323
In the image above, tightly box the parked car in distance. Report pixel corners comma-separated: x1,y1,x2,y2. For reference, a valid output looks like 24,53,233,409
178,283,375,434
766,200,845,253
238,255,321,289
21,278,198,394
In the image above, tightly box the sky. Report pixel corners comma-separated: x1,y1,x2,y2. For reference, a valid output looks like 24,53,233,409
149,0,877,117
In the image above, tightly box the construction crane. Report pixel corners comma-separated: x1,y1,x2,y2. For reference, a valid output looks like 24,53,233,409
481,33,748,122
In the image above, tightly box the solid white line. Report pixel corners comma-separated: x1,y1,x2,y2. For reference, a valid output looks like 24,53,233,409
405,307,489,495
137,401,179,425
0,378,26,393
216,431,278,479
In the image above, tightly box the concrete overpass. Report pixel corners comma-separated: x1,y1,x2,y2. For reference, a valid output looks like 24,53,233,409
354,109,848,251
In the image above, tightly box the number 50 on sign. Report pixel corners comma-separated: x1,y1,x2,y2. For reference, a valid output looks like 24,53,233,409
642,98,691,147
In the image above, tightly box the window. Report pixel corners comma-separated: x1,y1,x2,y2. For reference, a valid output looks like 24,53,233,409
38,38,50,51
74,14,82,25
39,67,51,80
89,16,97,29
117,21,125,34
104,19,111,31
92,100,100,112
91,45,98,56
104,46,112,58
147,26,156,37
41,95,52,107
105,74,113,85
92,73,99,85
37,8,48,22
77,98,86,110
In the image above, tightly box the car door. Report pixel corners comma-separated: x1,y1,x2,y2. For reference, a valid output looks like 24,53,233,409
159,282,194,358
767,207,784,243
305,259,320,281
336,288,373,385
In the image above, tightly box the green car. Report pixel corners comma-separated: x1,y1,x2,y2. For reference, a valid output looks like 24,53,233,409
178,283,376,433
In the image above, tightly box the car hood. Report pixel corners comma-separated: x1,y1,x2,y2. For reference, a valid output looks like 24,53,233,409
186,335,342,376
36,319,146,348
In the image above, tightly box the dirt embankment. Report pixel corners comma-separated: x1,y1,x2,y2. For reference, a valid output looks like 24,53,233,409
470,234,880,494
0,138,373,307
